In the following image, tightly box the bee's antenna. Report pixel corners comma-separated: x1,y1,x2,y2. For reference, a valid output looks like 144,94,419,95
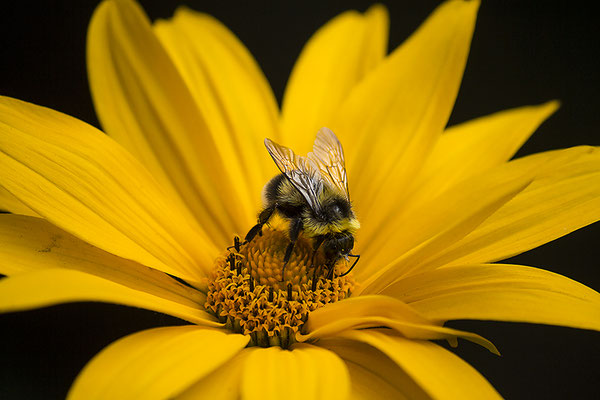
339,254,360,277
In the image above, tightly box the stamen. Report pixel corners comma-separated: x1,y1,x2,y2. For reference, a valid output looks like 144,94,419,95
205,229,355,349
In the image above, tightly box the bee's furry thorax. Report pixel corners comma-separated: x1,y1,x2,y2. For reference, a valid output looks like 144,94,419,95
262,174,359,237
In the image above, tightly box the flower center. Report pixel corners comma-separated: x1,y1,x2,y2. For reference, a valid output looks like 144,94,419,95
205,228,355,348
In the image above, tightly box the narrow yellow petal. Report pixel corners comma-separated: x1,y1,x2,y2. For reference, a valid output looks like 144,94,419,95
0,96,215,281
241,344,350,400
300,295,498,354
359,145,598,291
0,269,218,325
68,326,248,400
362,5,390,71
334,0,479,240
0,214,204,307
87,0,250,244
383,264,600,331
422,146,600,268
358,165,530,291
405,101,559,211
0,185,38,217
281,5,389,152
154,8,281,207
340,330,502,400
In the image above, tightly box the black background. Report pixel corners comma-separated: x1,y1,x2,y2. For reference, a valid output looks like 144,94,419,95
1,1,599,398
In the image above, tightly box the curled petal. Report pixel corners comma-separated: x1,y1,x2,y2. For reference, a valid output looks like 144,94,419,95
382,263,600,331
300,295,498,354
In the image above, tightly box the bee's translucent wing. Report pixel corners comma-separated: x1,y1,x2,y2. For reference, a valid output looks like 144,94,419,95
264,138,323,213
308,127,350,200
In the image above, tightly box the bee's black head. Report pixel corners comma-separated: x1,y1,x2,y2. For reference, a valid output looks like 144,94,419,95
323,231,354,260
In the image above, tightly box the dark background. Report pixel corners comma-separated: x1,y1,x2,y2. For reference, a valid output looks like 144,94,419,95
1,0,599,398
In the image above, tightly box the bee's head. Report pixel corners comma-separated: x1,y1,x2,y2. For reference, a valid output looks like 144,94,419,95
323,231,354,259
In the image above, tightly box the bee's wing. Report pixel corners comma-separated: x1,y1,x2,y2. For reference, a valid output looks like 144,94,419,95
264,138,324,213
308,127,350,200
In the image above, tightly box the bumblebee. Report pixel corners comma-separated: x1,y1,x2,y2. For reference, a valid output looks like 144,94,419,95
245,127,360,279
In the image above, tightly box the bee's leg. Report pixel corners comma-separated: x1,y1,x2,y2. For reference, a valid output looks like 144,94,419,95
310,235,325,268
325,259,337,280
245,204,277,243
281,218,303,281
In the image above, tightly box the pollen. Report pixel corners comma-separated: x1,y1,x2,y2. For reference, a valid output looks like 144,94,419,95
205,228,355,348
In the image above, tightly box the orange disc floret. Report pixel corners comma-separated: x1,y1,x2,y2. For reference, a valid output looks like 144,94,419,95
205,229,355,348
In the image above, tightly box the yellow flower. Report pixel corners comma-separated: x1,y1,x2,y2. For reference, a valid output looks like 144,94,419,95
1,0,599,398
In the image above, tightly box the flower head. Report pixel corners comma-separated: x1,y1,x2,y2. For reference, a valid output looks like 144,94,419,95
1,0,599,399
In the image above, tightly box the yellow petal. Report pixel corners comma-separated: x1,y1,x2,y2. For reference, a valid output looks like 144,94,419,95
68,326,248,400
281,5,388,151
0,268,218,325
383,264,600,331
421,146,600,268
358,165,531,291
300,295,498,354
361,5,389,72
334,0,479,238
0,186,38,217
241,344,350,400
87,0,250,244
0,96,214,281
0,214,204,307
340,330,502,400
319,338,427,399
404,101,559,211
178,349,252,400
154,8,280,209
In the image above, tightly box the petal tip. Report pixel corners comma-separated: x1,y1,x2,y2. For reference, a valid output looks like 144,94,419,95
544,99,561,114
365,3,389,19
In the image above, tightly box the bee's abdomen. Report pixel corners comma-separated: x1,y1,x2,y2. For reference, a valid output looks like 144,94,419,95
262,174,286,204
262,174,305,219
